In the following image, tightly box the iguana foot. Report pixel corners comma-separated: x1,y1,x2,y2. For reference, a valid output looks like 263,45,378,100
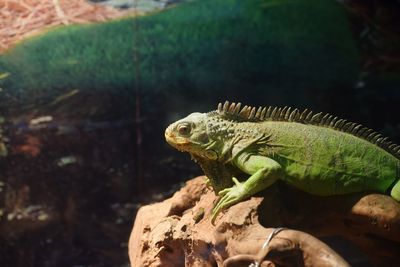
211,177,248,224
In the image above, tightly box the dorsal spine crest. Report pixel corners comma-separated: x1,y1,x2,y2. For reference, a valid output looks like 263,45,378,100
214,101,400,159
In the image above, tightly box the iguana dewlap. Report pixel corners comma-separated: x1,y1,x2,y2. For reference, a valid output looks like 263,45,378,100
165,101,400,222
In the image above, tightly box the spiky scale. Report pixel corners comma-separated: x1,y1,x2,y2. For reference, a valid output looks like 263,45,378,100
327,114,333,122
218,102,223,112
387,141,393,146
367,132,378,141
289,108,298,121
321,114,330,124
334,119,344,128
360,128,373,139
329,117,338,127
343,122,352,131
228,102,236,113
362,129,373,139
249,107,256,119
245,106,252,117
284,107,292,120
265,107,272,119
239,105,249,117
255,107,263,119
299,109,309,121
295,109,301,120
233,103,241,114
260,107,267,120
280,107,288,120
371,133,380,141
305,110,314,121
311,112,322,123
223,101,229,112
340,120,349,129
351,124,361,134
275,107,282,120
357,127,367,136
324,115,333,125
349,123,358,132
295,109,301,121
246,106,253,116
271,107,278,119
389,144,397,149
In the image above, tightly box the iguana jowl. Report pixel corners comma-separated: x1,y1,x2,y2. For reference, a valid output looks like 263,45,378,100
165,101,400,222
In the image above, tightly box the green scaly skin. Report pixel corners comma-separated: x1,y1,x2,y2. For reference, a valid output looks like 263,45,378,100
165,103,400,223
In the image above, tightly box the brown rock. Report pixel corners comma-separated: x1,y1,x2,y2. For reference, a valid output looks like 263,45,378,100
129,176,400,266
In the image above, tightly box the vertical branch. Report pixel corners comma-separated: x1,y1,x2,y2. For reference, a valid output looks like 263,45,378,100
132,0,144,193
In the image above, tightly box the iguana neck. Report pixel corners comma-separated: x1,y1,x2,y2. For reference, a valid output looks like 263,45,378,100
191,154,233,192
205,115,271,163
204,116,237,162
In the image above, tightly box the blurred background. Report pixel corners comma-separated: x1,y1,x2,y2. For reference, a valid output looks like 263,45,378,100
0,0,399,266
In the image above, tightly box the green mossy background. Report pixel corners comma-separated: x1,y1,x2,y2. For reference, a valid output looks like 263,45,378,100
0,0,359,109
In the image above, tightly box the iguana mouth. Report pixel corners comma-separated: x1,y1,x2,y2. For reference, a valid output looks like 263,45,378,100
165,127,189,146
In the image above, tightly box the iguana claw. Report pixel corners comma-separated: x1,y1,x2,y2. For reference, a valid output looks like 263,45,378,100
211,177,248,224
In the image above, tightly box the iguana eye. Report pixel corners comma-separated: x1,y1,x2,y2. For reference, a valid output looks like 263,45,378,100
178,123,191,136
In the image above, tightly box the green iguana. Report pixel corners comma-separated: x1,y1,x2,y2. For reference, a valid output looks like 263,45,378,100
165,101,400,223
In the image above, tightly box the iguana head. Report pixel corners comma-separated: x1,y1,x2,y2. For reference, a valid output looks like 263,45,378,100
165,112,223,160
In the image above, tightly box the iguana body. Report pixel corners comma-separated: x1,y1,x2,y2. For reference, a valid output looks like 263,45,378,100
165,101,400,222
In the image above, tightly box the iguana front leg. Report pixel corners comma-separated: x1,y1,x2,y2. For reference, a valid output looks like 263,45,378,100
212,153,282,223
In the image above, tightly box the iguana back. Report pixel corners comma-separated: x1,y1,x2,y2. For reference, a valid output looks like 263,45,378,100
247,120,399,196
